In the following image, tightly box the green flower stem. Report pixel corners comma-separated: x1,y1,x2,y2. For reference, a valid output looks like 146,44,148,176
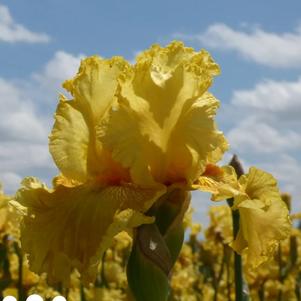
100,251,109,288
228,154,247,301
258,283,265,301
296,273,301,301
228,198,243,301
80,284,86,301
0,239,11,300
14,242,25,301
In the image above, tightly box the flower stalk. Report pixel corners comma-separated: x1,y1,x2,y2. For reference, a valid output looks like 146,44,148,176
14,242,25,301
230,201,244,301
228,155,246,301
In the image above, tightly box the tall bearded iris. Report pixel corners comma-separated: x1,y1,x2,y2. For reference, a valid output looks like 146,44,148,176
14,41,290,291
15,42,229,284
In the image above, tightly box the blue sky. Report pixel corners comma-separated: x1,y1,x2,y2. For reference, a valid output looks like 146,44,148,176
1,0,301,223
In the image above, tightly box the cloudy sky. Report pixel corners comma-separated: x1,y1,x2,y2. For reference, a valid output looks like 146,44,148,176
1,0,301,223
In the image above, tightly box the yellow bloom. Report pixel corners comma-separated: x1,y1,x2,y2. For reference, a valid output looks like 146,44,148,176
231,167,291,267
17,177,158,284
171,244,199,300
3,288,18,298
93,287,125,301
97,41,227,185
0,183,20,238
8,253,40,286
206,205,233,244
15,41,227,284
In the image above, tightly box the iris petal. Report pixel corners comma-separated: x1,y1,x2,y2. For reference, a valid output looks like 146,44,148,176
50,57,129,183
98,42,227,185
16,177,163,283
232,168,291,267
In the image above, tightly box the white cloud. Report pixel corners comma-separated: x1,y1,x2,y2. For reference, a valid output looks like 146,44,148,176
0,78,47,142
232,77,301,120
223,76,301,214
0,51,83,193
227,76,301,154
33,51,84,93
228,116,301,153
260,154,301,212
0,142,52,171
0,172,21,194
177,23,301,68
0,78,52,193
0,4,50,43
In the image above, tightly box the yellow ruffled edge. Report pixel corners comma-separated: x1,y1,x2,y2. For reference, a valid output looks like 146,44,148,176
231,167,292,268
14,176,166,285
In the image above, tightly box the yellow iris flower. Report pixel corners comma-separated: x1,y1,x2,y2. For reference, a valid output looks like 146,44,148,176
0,183,19,238
15,41,232,284
0,183,10,233
231,167,291,267
206,205,233,244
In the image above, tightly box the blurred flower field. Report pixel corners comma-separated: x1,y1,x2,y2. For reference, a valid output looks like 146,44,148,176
1,186,300,301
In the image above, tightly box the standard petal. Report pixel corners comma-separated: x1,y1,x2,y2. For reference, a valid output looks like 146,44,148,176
206,130,229,164
49,97,90,182
98,42,227,186
50,57,129,183
167,93,229,183
63,56,129,122
97,96,162,186
16,177,164,284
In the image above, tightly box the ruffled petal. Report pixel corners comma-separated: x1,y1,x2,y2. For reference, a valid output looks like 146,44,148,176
231,167,291,267
98,42,227,185
16,177,164,284
206,131,229,164
192,164,240,201
166,93,228,184
49,96,90,182
232,197,291,267
237,167,281,206
63,56,129,123
50,57,131,184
